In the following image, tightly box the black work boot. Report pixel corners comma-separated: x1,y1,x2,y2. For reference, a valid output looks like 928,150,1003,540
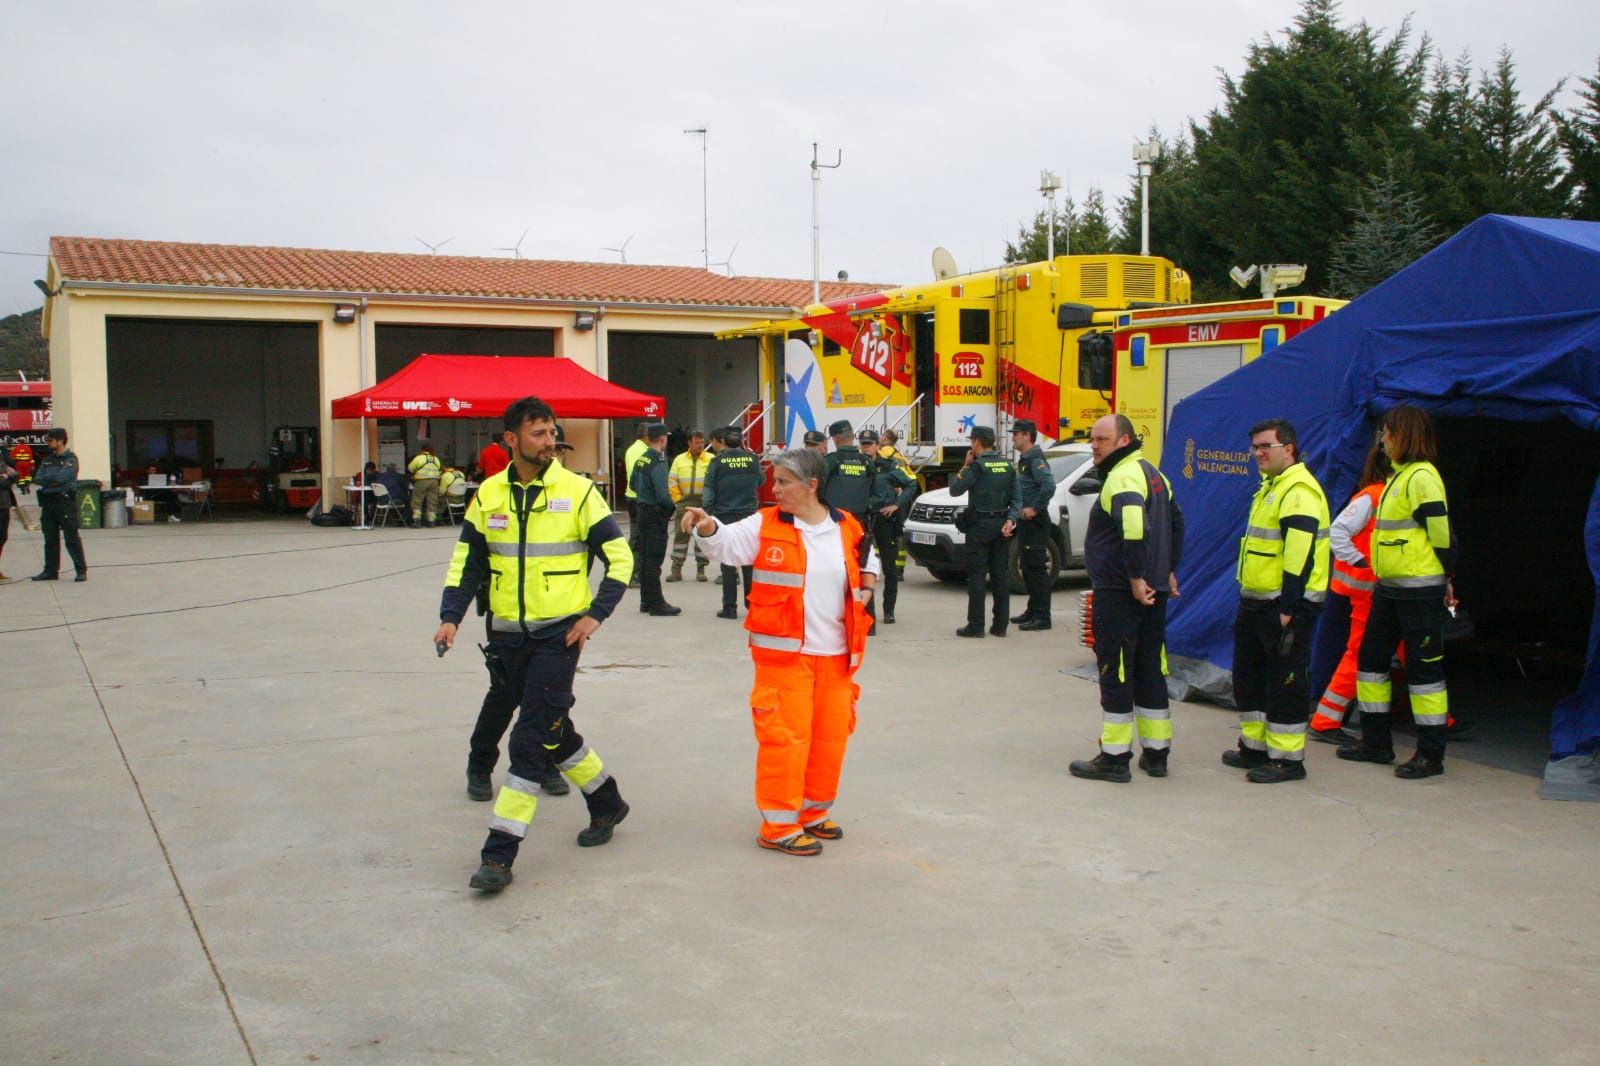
466,770,493,801
1137,749,1169,778
716,605,739,619
577,801,630,847
539,762,570,796
1221,746,1267,770
469,860,513,892
1247,759,1307,783
1337,743,1396,764
955,624,985,638
1394,753,1444,779
1068,752,1132,783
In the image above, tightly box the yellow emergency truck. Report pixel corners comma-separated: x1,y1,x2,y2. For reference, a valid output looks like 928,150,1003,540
718,253,1190,474
1109,296,1346,464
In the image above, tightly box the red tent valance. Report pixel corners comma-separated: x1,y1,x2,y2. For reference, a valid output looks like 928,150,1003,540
331,354,665,421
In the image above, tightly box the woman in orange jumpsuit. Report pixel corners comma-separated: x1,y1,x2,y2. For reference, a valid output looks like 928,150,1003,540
1311,441,1391,740
682,448,878,855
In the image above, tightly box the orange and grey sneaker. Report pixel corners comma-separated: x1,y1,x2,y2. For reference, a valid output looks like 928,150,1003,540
758,832,823,856
803,819,843,840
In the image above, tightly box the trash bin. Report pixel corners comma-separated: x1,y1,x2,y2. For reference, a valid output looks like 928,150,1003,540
101,490,127,528
74,479,104,529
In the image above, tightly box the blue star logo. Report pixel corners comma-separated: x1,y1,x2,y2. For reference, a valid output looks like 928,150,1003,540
784,364,817,442
958,414,976,433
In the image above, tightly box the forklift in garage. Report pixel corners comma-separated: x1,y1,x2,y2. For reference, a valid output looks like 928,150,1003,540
265,425,321,512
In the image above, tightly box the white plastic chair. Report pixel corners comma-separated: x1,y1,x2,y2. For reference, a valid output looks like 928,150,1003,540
370,482,406,528
443,480,469,526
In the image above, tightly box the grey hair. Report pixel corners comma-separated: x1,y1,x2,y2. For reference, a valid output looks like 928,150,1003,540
771,447,828,494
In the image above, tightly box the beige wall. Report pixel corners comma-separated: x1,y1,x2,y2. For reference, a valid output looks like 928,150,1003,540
43,286,778,503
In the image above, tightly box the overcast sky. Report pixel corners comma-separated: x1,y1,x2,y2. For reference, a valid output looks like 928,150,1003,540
1,0,1592,317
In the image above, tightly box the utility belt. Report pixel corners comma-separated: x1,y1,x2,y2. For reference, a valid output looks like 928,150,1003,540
974,509,1009,517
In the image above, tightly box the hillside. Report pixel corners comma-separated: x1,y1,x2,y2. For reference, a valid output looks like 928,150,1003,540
0,308,48,378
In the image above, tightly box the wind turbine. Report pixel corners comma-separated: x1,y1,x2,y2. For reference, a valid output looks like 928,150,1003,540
602,233,635,264
710,241,740,276
416,235,455,255
494,228,530,260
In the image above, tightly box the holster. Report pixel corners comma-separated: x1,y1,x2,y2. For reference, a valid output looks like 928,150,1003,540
479,642,511,694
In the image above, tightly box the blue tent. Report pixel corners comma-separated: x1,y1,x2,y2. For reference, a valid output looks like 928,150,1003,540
1161,215,1600,800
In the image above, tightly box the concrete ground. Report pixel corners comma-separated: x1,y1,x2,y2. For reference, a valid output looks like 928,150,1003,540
2,517,1598,1065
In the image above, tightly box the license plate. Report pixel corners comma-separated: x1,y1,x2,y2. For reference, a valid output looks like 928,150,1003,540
909,531,936,545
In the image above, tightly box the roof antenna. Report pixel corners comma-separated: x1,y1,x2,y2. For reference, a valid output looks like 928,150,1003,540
416,236,455,255
494,228,530,260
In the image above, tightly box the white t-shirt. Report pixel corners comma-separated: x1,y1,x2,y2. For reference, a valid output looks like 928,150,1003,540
695,511,880,656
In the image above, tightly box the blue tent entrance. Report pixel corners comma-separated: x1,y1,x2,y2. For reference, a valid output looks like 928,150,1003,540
1160,215,1600,800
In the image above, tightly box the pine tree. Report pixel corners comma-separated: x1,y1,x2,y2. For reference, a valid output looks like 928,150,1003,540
1180,0,1431,293
1555,56,1600,220
1327,159,1444,297
1461,49,1570,218
1003,186,1117,262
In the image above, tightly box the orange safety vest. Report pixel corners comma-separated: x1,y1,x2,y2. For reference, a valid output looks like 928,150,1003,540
1330,483,1382,598
745,506,871,672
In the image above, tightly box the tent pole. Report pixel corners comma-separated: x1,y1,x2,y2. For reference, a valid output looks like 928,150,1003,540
351,299,373,530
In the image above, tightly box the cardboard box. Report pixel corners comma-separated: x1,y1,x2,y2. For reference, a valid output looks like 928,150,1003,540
131,501,156,524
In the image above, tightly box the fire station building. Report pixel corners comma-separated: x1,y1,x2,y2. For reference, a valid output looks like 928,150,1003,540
39,236,866,504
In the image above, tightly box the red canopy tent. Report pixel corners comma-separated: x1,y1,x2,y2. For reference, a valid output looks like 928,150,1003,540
331,354,665,420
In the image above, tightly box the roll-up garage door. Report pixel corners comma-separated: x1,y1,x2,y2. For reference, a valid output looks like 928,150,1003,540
1165,344,1244,428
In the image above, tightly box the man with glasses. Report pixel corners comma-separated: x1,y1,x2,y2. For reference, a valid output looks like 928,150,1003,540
1225,418,1330,783
435,396,635,893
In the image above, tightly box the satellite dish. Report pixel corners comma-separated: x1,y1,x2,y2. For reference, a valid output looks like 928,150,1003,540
931,246,958,280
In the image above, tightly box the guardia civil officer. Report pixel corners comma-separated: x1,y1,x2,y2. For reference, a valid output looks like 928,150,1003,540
802,429,828,456
435,396,634,893
1069,414,1185,782
1339,405,1458,779
31,428,87,582
1225,417,1330,783
949,426,1021,637
823,420,877,626
630,423,682,616
702,425,764,619
859,428,917,624
1008,419,1057,630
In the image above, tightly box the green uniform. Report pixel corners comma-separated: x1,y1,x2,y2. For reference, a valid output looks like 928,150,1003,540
823,446,875,523
949,452,1022,633
868,455,918,618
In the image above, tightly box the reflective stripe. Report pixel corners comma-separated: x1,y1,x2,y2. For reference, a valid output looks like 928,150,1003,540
760,809,799,825
1333,574,1376,592
1240,588,1278,600
802,798,834,813
1245,524,1282,541
1408,681,1448,697
751,567,804,587
490,613,580,632
489,774,540,838
1133,705,1170,720
1320,691,1351,709
558,746,612,795
1356,702,1390,717
1380,574,1448,588
1413,712,1449,726
487,540,587,557
749,632,804,652
1303,588,1327,603
1356,671,1389,685
1375,517,1420,530
1103,711,1135,725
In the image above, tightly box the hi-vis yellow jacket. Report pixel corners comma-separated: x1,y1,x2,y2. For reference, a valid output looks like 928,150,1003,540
668,449,713,503
440,459,633,636
408,451,442,480
1373,460,1453,597
1237,462,1331,608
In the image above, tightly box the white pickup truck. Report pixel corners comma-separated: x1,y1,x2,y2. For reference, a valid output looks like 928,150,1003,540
901,443,1102,592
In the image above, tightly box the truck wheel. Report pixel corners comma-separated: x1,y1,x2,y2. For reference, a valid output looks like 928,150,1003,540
926,566,965,585
1008,534,1062,594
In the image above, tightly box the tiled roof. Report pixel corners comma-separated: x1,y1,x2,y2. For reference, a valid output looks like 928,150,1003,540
49,236,883,310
